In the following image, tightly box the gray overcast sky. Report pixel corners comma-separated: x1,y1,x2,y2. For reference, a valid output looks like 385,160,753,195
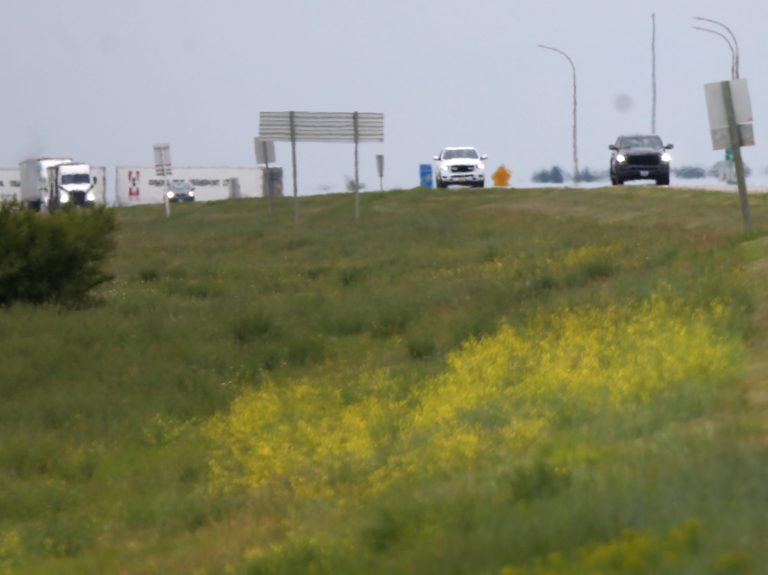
2,0,767,193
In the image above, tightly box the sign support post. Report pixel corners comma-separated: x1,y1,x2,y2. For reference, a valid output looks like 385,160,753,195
704,78,754,233
153,144,172,218
376,155,384,191
254,138,276,215
721,82,751,231
353,112,360,221
290,111,298,227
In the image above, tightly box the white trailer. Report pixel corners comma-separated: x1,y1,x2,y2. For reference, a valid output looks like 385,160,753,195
115,166,277,205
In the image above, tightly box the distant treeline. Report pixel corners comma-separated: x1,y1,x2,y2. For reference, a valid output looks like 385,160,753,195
531,162,756,183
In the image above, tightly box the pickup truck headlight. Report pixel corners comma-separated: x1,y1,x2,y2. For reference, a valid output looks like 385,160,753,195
86,191,96,202
477,163,485,170
60,191,70,203
439,165,451,172
616,154,626,163
661,152,672,163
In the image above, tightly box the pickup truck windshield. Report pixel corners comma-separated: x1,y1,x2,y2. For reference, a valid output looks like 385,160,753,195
443,149,479,160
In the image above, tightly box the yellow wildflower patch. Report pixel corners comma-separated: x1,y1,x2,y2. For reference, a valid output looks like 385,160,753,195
205,291,740,502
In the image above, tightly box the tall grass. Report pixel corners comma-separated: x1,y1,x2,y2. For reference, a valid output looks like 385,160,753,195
1,186,767,574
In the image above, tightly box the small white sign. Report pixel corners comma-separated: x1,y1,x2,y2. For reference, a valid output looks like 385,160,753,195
254,138,276,165
704,79,754,150
153,144,172,176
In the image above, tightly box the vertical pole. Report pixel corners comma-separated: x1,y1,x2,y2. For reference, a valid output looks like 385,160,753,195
263,140,273,215
571,62,579,184
651,14,657,134
721,82,751,231
290,111,298,227
353,112,360,221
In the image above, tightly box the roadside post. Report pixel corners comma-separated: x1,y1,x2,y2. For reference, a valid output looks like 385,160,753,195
704,78,754,231
153,144,172,218
376,154,384,192
254,138,276,214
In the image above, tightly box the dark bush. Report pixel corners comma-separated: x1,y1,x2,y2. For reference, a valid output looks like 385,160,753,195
531,166,565,183
0,202,116,306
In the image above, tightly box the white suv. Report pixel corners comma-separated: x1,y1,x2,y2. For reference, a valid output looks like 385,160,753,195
433,147,487,188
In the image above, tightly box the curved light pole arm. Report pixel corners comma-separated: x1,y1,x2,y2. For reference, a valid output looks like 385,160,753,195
693,25,737,80
538,44,579,184
695,16,740,78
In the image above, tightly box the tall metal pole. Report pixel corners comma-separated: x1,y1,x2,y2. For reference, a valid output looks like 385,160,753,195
353,111,360,222
695,16,739,78
538,44,579,185
651,14,657,134
289,111,298,227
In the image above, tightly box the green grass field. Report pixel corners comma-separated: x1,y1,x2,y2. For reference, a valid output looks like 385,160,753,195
2,186,768,574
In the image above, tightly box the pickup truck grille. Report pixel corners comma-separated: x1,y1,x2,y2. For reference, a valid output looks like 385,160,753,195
627,154,660,166
451,165,474,173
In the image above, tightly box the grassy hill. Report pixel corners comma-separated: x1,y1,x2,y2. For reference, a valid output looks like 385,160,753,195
2,186,768,574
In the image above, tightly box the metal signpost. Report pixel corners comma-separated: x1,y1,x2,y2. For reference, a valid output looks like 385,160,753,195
259,111,384,224
254,138,276,214
704,79,754,231
376,154,384,192
153,144,172,218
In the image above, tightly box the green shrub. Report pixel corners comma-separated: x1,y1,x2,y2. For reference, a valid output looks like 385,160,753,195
0,202,116,306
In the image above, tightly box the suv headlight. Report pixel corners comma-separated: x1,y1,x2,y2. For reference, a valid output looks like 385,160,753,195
616,154,627,163
661,152,672,163
440,165,451,172
477,163,485,170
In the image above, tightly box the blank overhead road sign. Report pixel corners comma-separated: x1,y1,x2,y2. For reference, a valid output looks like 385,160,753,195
259,111,385,225
259,112,384,143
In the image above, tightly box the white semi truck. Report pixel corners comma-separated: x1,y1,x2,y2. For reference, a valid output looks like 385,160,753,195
19,158,99,210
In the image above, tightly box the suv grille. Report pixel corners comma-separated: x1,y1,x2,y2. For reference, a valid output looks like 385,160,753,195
627,154,660,166
451,165,474,173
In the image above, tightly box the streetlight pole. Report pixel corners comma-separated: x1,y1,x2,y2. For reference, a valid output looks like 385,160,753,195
694,16,739,78
538,44,579,185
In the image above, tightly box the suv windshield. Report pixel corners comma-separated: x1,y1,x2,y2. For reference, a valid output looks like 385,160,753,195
618,136,663,149
443,148,479,160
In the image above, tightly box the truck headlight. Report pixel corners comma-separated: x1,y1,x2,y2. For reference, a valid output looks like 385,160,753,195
661,152,672,163
477,163,485,171
166,191,175,199
440,165,450,172
616,154,626,163
86,191,96,202
60,191,70,203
